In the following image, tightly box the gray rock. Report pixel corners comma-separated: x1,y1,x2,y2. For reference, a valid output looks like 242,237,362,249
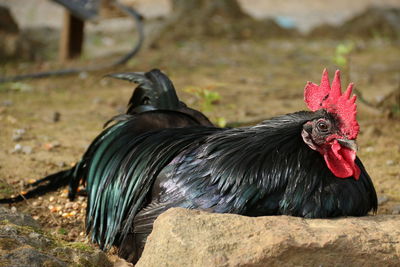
0,207,40,228
138,208,400,267
378,195,389,205
12,128,26,142
2,247,66,267
0,207,113,267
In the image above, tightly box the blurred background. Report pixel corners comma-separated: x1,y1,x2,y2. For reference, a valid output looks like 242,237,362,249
0,0,399,248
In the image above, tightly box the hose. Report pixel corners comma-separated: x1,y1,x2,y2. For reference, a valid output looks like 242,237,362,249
0,1,144,83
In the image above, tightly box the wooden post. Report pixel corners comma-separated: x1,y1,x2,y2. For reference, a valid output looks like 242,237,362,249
59,10,85,62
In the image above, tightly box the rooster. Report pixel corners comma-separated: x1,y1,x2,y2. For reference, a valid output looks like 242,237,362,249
0,69,213,203
1,69,377,264
84,69,377,263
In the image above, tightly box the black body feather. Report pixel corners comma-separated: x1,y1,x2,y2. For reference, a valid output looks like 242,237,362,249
83,110,377,263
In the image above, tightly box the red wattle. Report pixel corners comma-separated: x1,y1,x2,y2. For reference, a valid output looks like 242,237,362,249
323,141,360,180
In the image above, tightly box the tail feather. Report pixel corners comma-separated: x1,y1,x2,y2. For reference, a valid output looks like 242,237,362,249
0,169,74,204
107,69,181,114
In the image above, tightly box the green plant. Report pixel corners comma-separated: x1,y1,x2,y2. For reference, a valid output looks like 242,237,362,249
184,86,221,112
58,228,68,235
333,42,355,68
183,85,226,127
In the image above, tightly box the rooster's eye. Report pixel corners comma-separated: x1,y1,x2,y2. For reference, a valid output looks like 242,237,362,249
317,121,329,132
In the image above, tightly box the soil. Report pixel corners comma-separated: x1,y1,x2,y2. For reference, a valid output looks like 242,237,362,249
0,38,399,256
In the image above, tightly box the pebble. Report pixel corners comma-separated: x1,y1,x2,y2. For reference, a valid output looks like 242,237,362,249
57,161,66,168
72,202,80,210
49,196,55,202
65,202,74,209
365,147,374,153
386,160,395,166
28,232,41,239
378,195,389,205
22,146,33,154
12,128,26,141
12,144,22,153
392,205,400,215
32,201,39,207
52,111,61,123
79,72,88,80
1,100,13,106
12,144,33,154
10,206,17,213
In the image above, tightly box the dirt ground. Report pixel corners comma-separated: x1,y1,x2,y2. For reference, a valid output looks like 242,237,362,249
0,38,399,253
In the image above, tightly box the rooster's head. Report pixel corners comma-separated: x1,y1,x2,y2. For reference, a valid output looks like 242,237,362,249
302,69,360,179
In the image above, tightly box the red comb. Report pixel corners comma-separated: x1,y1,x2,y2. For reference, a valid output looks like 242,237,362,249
304,69,359,139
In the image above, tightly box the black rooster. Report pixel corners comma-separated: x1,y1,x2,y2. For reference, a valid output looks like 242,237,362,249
0,69,212,203
84,69,377,263
1,69,377,264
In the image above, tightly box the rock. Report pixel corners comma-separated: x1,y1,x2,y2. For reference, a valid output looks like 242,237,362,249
378,195,389,205
12,144,33,154
392,206,400,215
2,247,66,267
0,207,112,267
12,128,26,142
0,207,40,228
386,160,395,166
138,208,400,267
52,111,61,123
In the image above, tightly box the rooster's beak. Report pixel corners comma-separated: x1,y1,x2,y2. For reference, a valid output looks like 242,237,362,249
337,139,358,152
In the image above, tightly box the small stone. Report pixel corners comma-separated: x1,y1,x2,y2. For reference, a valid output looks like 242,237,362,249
50,205,62,213
1,100,13,106
10,206,17,212
57,161,66,168
49,196,55,202
392,205,400,215
79,72,88,80
386,160,395,166
378,195,389,205
22,146,32,154
72,202,80,210
32,215,39,220
32,201,39,207
28,232,40,239
65,202,74,209
365,147,374,153
12,128,26,141
92,97,103,104
100,79,110,87
52,111,61,123
12,143,22,153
